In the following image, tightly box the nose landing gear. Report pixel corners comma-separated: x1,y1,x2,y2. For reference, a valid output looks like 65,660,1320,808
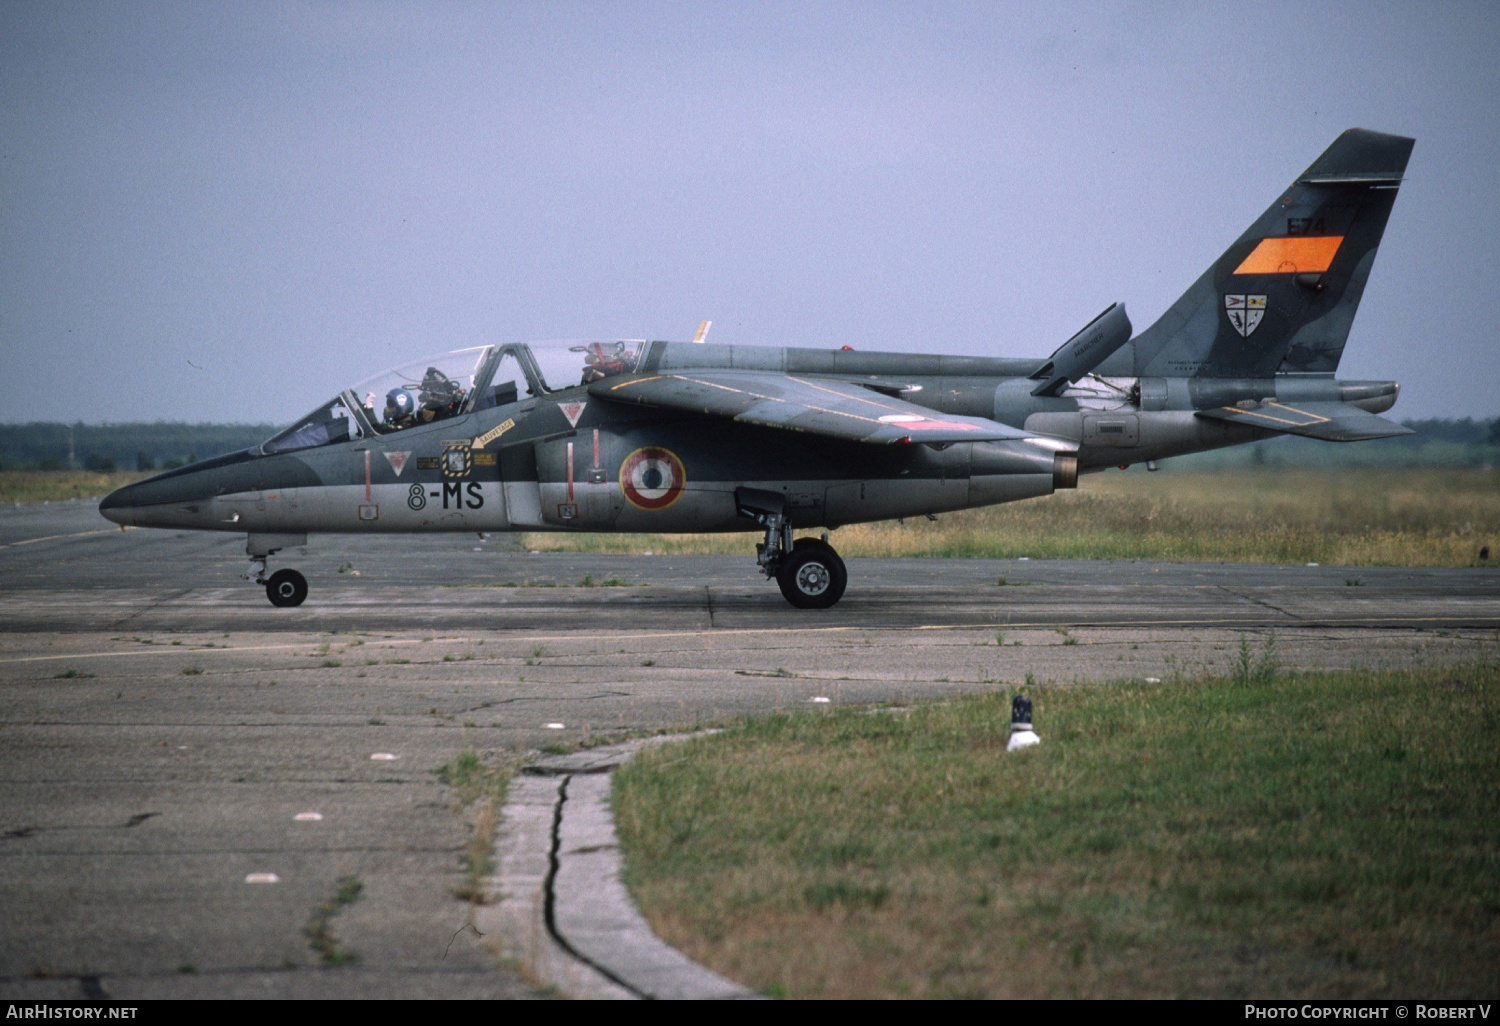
265,569,309,607
244,533,310,608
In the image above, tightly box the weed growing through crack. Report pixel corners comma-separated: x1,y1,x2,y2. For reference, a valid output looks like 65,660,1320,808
439,750,515,904
302,876,364,967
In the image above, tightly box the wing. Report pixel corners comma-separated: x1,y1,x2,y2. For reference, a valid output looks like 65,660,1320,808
1196,400,1413,442
591,370,1034,445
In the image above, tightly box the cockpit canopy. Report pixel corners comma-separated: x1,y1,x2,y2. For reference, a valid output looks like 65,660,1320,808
260,341,647,455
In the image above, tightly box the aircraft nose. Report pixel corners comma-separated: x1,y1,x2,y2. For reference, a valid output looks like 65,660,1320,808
98,482,135,525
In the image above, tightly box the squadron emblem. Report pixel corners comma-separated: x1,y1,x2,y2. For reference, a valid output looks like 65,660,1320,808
441,441,472,479
1225,294,1267,338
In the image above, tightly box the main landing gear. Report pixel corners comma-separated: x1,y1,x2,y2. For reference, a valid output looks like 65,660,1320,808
244,533,309,608
749,503,848,609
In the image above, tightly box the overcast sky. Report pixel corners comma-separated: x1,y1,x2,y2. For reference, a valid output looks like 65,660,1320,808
2,1,1497,425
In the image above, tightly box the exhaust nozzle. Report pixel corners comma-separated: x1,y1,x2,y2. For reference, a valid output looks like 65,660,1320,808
1053,454,1078,490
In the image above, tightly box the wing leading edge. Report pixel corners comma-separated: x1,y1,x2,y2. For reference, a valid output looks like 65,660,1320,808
591,370,1035,445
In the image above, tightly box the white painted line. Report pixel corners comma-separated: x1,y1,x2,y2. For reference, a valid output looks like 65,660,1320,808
808,696,831,703
370,752,399,761
9,636,471,664
544,722,566,730
8,614,1495,668
294,812,323,821
0,526,132,550
245,873,279,884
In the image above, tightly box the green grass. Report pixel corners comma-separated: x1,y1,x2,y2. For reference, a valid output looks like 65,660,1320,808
613,660,1500,998
524,467,1499,566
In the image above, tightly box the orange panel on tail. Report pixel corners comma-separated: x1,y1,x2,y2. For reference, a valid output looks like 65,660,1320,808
1233,235,1344,274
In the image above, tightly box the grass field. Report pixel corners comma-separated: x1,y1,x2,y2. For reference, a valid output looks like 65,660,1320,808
4,467,1495,568
525,467,1499,566
0,470,148,504
613,659,1500,998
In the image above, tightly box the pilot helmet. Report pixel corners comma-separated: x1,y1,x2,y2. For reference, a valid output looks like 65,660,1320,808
384,388,415,422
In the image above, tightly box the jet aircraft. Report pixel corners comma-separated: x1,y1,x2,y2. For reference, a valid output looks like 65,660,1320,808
101,129,1415,609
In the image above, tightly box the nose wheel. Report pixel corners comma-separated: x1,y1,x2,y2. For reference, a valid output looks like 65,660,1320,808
265,569,308,608
243,534,311,608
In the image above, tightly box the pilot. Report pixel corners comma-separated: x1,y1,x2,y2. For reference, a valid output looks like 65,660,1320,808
415,367,466,423
384,388,418,429
580,342,629,384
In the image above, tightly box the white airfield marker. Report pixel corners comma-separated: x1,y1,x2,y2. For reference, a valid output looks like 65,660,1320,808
1007,695,1040,752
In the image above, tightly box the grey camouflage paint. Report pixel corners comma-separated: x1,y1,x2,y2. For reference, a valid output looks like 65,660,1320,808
100,130,1414,552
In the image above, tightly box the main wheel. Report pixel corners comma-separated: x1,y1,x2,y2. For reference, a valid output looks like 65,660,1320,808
265,569,308,608
776,540,847,609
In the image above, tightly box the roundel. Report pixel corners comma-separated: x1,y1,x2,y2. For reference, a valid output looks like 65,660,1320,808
619,446,685,510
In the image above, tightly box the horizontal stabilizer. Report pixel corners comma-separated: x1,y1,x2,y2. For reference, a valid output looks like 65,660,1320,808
1030,303,1132,397
1196,400,1414,442
593,370,1035,445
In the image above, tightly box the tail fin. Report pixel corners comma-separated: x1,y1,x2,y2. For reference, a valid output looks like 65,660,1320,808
1134,128,1414,379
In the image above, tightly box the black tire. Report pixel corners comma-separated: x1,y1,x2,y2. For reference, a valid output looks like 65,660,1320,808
265,569,308,608
776,540,847,609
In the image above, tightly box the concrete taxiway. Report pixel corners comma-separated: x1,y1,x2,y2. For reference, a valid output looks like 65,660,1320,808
2,500,1497,998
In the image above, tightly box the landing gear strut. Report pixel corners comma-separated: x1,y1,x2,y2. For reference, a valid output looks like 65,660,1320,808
740,492,848,609
244,533,309,608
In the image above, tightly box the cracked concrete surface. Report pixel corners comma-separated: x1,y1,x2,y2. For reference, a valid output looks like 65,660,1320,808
480,739,754,1000
1,501,1496,998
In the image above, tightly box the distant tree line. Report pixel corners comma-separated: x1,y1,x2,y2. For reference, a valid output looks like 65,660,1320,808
0,422,279,472
1398,417,1500,446
1185,416,1500,469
